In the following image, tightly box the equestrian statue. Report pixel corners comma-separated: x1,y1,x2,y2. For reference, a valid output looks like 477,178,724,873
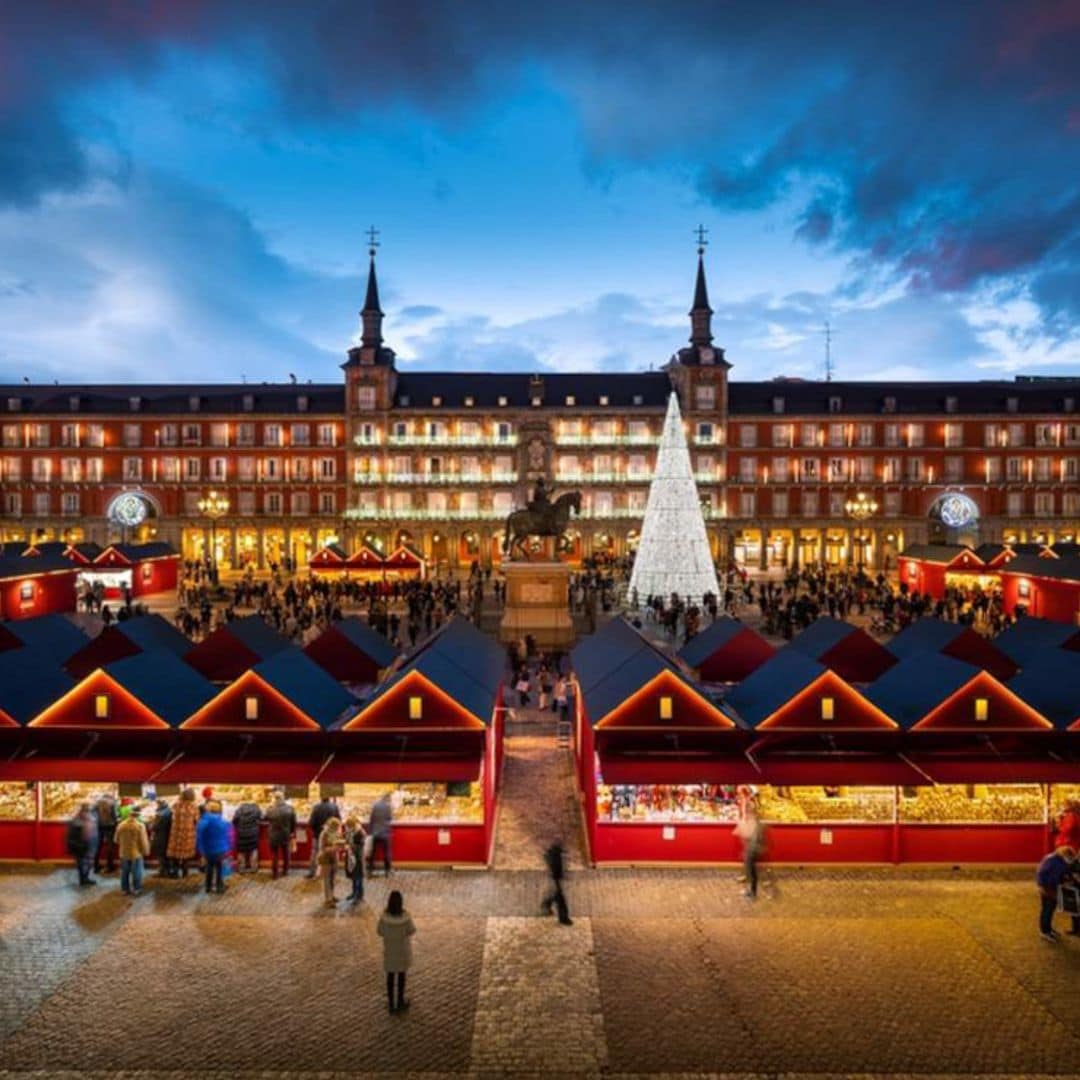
502,477,581,560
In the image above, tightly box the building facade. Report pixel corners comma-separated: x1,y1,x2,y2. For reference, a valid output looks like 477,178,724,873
2,254,1078,573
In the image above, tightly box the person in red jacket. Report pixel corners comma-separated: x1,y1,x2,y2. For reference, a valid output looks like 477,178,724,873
1054,800,1080,851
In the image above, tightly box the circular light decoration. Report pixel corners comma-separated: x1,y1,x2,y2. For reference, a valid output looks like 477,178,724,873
108,492,149,528
938,493,978,529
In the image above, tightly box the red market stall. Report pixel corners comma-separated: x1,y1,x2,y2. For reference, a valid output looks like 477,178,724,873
184,613,292,682
303,615,398,686
784,617,897,683
1000,555,1080,624
78,543,180,601
382,544,426,581
677,615,775,683
308,543,350,576
331,617,505,867
898,544,965,599
0,555,79,621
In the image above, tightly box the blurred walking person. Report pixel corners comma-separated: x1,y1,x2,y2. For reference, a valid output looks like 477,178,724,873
66,802,98,887
540,840,572,925
377,889,416,1013
735,800,767,901
94,791,118,875
150,798,172,877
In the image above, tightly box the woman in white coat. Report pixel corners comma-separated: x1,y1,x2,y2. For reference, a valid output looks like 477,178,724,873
377,889,416,1013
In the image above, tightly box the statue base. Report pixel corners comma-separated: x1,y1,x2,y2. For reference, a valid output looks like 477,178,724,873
499,560,574,651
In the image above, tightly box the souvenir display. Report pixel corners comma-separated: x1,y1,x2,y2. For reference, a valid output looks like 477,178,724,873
898,784,1046,824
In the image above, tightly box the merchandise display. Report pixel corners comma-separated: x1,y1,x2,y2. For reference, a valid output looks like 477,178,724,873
1051,785,1080,820
0,782,36,821
757,786,896,824
898,784,1046,824
41,782,121,821
596,784,741,822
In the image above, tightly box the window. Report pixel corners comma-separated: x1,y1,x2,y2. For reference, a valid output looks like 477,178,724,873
628,421,651,443
242,394,254,412
531,396,542,407
884,490,901,516
800,458,818,480
906,457,923,482
161,457,180,482
210,423,229,447
3,424,20,447
31,458,51,482
427,491,447,513
773,491,788,517
1064,492,1080,515
829,491,845,516
1006,396,1019,413
184,457,201,481
1066,397,1076,413
356,386,376,410
906,423,925,447
237,457,255,482
632,394,644,406
820,697,835,721
801,424,819,448
318,423,337,447
296,394,309,413
697,454,715,479
828,423,845,447
245,696,259,721
182,423,201,445
884,423,900,448
19,579,32,599
972,697,989,723
772,396,785,415
1006,457,1022,482
237,422,255,446
985,457,1001,482
1034,492,1054,516
696,385,716,410
802,490,819,516
1035,458,1051,482
1007,491,1023,516
85,458,103,482
883,395,897,413
160,424,178,447
944,423,963,448
60,424,78,447
265,492,283,514
209,458,227,481
123,458,142,481
828,396,842,414
33,492,49,515
61,492,79,515
739,424,757,447
237,491,255,515
857,423,874,447
945,395,958,414
427,421,446,442
592,491,614,516
696,422,714,444
1009,422,1025,446
431,395,443,407
856,457,874,482
264,424,283,447
409,696,423,720
944,456,963,482
738,457,757,483
658,696,673,721
2,457,19,481
628,454,648,479
290,423,310,446
1034,423,1055,447
738,491,756,517
319,457,336,480
319,492,335,514
773,458,789,483
290,492,310,516
773,424,793,448
94,694,110,720
828,457,847,481
291,458,310,482
61,458,81,482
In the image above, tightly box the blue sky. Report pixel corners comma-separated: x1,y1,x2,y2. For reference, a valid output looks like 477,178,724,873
0,1,1077,385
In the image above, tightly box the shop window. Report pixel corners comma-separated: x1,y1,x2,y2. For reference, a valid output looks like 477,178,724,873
19,581,33,602
974,697,989,722
244,696,259,721
821,697,835,721
94,694,110,720
408,696,423,720
658,695,673,720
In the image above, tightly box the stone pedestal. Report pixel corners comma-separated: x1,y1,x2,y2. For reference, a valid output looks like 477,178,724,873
499,560,574,650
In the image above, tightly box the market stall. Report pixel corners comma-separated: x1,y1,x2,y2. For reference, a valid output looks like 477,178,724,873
999,555,1080,624
0,613,88,663
345,542,387,581
330,617,505,866
886,618,1018,681
303,615,397,685
78,543,179,601
65,613,193,680
784,617,897,683
0,554,79,621
677,615,775,683
898,544,965,599
382,544,426,582
994,616,1080,667
308,543,350,576
184,613,292,682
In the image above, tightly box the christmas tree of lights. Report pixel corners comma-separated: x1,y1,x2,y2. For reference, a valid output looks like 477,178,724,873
628,391,720,605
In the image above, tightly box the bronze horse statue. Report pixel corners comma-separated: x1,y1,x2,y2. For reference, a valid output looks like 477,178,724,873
502,491,581,560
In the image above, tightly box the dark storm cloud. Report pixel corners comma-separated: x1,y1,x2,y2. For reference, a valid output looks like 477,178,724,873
2,1,1078,322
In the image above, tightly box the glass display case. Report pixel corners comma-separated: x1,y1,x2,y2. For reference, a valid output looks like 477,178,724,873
41,782,121,822
757,786,896,824
596,784,742,823
898,784,1046,824
1050,784,1080,821
0,782,36,821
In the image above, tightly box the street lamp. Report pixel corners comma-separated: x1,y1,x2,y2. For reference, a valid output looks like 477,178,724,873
197,489,229,581
844,491,878,568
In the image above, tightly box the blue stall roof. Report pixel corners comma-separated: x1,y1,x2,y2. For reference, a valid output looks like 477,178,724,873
105,649,218,726
104,542,177,562
222,614,293,660
723,650,827,729
1,614,88,662
886,619,966,660
0,647,76,724
254,648,358,728
115,613,192,657
1006,652,1080,730
994,617,1080,667
330,616,398,668
677,616,750,668
0,553,76,579
785,617,859,658
865,653,980,730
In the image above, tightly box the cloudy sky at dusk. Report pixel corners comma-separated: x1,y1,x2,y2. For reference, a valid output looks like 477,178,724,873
0,1,1077,386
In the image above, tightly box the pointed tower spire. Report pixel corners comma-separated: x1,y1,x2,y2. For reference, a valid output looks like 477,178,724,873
689,224,713,347
361,226,384,348
628,392,720,605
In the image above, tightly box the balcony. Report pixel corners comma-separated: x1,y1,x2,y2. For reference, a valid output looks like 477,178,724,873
555,472,650,485
554,434,657,447
364,472,519,485
387,434,517,447
345,507,508,521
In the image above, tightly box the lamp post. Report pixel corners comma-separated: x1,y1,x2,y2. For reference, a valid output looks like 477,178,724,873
197,489,229,583
844,491,878,569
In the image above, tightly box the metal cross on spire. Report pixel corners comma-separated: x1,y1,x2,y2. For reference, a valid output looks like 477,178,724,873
694,223,709,255
366,225,380,258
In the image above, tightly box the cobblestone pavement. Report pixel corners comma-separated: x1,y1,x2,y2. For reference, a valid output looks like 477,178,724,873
1,865,1079,1078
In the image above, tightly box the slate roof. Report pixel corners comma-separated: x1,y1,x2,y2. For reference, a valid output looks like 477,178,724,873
677,616,752,668
100,542,177,562
1002,554,1080,583
886,619,966,659
328,616,398,668
865,653,981,730
1006,653,1080,730
0,647,76,724
973,543,1009,564
722,650,826,729
253,648,358,729
899,544,969,565
0,553,78,579
105,649,217,726
217,615,293,660
0,384,345,415
1,614,88,662
359,616,505,726
994,617,1080,667
115,614,192,657
26,542,68,557
393,372,672,409
785,617,859,657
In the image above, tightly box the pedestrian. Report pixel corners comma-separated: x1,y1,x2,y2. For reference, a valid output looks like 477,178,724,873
515,670,531,708
554,676,569,719
377,889,416,1013
538,665,551,711
94,790,118,875
735,801,767,900
318,816,345,907
1054,800,1080,851
166,788,199,877
232,799,262,872
116,806,150,896
1036,845,1077,942
150,798,172,876
367,791,393,878
306,791,341,879
66,802,98,887
196,799,232,895
345,815,367,904
266,790,297,879
540,840,573,925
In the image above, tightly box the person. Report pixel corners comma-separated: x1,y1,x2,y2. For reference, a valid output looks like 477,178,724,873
1036,845,1077,942
306,791,341,879
166,788,199,878
528,476,552,517
318,817,345,907
554,676,569,720
345,815,367,904
735,802,767,900
1054,800,1080,851
515,670,531,709
540,840,572,925
196,799,232,895
537,665,551,712
116,806,150,897
149,798,172,876
93,790,118,875
377,889,416,1013
266,790,297,879
367,792,393,878
232,799,262,872
66,802,98,887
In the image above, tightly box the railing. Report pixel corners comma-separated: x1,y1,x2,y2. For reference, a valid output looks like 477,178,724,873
554,435,657,446
354,472,518,485
386,435,518,447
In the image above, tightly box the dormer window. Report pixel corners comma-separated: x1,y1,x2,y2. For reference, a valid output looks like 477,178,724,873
598,395,610,406
531,396,542,407
945,395,958,414
632,394,643,406
244,695,259,721
399,395,410,407
68,396,80,412
772,397,785,415
974,697,989,722
189,395,200,412
828,396,842,414
94,693,110,720
408,695,423,720
565,395,576,406
6,397,20,412
498,396,508,407
432,396,442,407
1065,397,1076,413
242,394,254,412
882,396,897,414
464,396,474,407
297,395,309,413
820,697,835,721
129,396,142,412
1006,396,1019,413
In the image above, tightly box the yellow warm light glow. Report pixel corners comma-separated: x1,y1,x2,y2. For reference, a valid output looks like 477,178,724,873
409,695,423,720
974,697,989,722
821,697,835,721
659,695,673,720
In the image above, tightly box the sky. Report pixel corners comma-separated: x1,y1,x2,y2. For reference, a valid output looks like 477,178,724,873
0,1,1077,386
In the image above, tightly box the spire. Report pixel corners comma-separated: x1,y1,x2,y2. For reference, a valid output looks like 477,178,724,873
689,225,713,347
361,226,384,348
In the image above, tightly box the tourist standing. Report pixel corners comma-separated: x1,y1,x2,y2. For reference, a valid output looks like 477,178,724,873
345,816,367,904
196,800,232,895
367,792,393,878
232,799,262,872
266,790,297,879
306,792,341,879
167,788,199,878
116,807,150,896
150,797,172,876
94,791,118,875
318,817,345,907
377,890,416,1013
540,840,572,925
1037,845,1078,942
66,803,98,887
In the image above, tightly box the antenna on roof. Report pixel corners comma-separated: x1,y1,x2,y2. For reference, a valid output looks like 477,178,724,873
823,320,835,382
289,373,297,384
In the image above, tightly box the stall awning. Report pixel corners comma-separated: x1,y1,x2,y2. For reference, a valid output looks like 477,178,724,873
150,757,323,785
319,754,481,783
599,754,760,785
0,756,166,782
755,756,927,787
905,755,1080,784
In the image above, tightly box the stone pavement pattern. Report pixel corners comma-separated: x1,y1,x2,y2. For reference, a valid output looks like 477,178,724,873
1,867,1080,1077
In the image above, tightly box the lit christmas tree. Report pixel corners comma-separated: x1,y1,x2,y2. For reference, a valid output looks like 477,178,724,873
628,391,720,605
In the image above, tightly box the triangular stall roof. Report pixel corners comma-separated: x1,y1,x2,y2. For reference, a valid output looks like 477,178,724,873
184,614,293,682
0,648,76,726
65,613,192,679
677,616,775,683
383,544,425,574
994,617,1080,667
785,617,897,683
0,614,88,662
899,543,969,565
345,542,387,570
1002,553,1080,583
886,619,1018,681
105,650,217,727
1006,652,1080,731
309,543,349,569
304,616,397,684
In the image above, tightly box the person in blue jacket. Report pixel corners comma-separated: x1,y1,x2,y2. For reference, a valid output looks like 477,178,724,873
196,800,233,896
1036,845,1076,942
